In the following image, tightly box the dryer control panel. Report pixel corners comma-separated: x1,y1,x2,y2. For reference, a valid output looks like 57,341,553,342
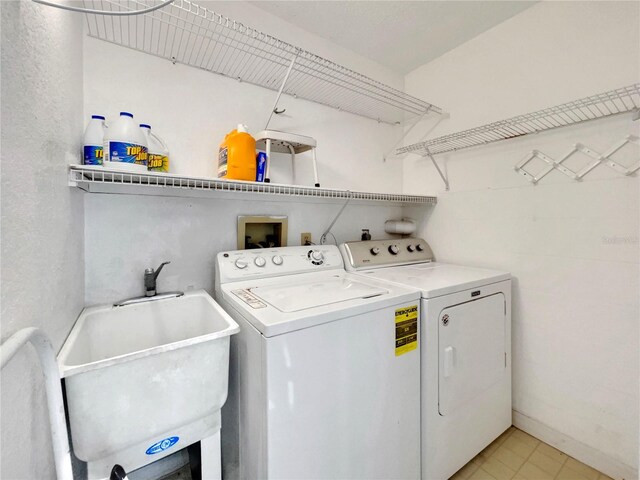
216,245,344,283
340,238,434,271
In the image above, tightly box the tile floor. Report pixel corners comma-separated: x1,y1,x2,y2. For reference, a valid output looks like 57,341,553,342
160,426,611,480
450,427,611,480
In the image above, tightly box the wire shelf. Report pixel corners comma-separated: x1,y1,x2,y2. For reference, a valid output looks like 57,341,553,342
69,165,437,205
397,83,640,156
82,0,441,125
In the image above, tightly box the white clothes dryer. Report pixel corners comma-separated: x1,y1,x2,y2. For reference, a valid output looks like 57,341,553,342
340,238,512,480
214,245,422,480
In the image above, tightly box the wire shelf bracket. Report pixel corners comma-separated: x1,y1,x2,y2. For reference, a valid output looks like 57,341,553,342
397,83,640,157
427,153,449,191
68,165,437,205
83,0,442,126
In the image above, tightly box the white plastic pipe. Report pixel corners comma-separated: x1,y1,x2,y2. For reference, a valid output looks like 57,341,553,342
1,328,73,480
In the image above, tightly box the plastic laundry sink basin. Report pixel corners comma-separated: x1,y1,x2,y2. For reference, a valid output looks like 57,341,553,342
57,289,239,479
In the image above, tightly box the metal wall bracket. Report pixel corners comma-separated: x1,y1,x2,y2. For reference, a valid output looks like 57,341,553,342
265,52,299,130
427,153,450,191
383,110,447,161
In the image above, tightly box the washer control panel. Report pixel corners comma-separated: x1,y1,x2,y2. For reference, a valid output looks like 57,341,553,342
340,238,434,271
217,245,343,283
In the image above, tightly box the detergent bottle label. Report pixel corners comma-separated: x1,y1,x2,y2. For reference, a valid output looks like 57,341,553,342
218,147,228,177
108,141,148,166
148,153,169,172
83,145,103,165
256,151,267,182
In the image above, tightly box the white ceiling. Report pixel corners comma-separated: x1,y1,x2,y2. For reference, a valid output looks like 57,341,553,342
249,1,536,74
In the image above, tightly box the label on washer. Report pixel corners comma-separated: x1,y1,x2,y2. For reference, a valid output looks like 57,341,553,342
395,305,418,356
232,289,267,309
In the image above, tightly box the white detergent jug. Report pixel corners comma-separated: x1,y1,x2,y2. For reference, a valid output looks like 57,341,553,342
103,112,147,172
140,124,170,172
83,115,106,166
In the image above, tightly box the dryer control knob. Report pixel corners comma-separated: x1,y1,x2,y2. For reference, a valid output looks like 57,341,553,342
370,247,380,255
310,250,324,262
388,245,400,255
407,244,416,252
416,244,424,252
254,256,266,267
272,255,283,265
235,258,248,269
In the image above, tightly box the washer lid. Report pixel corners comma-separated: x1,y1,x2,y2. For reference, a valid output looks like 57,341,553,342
219,270,420,337
251,277,388,312
358,263,510,298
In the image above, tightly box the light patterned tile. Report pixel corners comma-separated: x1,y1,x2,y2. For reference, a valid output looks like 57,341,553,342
527,450,563,477
479,457,516,480
450,471,469,480
495,427,516,445
478,441,501,461
502,435,537,459
468,468,498,480
565,458,600,480
517,461,554,480
453,459,482,479
535,442,568,463
556,464,591,480
449,429,608,480
509,430,540,448
492,445,527,471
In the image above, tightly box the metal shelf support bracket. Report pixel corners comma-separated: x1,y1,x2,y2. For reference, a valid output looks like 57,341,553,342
265,51,299,130
427,153,450,191
384,110,448,161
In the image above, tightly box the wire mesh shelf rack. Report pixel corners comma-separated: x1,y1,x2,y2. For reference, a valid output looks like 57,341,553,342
69,165,437,205
82,0,441,125
397,83,640,156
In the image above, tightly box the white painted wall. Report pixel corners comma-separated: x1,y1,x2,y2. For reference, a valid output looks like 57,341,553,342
0,1,85,479
84,194,411,305
403,2,639,479
83,1,415,306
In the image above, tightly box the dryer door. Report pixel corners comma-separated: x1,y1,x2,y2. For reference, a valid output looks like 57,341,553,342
438,293,506,416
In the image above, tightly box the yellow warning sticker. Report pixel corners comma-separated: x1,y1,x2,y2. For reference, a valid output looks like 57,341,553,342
395,305,418,356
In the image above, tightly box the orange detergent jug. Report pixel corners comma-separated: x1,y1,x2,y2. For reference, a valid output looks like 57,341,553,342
217,124,256,181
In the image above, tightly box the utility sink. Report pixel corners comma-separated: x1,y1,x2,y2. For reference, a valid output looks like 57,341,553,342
58,290,239,479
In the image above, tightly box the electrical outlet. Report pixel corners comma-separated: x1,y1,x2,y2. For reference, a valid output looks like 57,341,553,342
301,232,312,245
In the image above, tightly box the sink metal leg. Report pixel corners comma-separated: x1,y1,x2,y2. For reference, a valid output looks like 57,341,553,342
200,431,221,480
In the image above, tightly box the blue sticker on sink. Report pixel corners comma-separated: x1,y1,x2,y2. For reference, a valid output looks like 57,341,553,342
145,436,179,455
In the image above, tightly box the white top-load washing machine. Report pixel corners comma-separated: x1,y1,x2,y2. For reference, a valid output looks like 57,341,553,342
214,245,422,480
340,238,512,480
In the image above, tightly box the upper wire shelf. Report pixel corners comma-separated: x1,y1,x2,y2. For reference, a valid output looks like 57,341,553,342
82,0,441,125
397,83,640,156
69,165,437,205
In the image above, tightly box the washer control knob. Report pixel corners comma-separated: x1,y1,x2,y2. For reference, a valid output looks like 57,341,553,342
272,255,283,265
310,250,324,262
370,247,380,256
407,244,415,252
235,258,248,269
254,256,266,267
388,245,400,255
416,244,424,252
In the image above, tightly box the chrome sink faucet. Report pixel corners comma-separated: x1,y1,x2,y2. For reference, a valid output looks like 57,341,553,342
114,261,184,307
145,261,170,297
